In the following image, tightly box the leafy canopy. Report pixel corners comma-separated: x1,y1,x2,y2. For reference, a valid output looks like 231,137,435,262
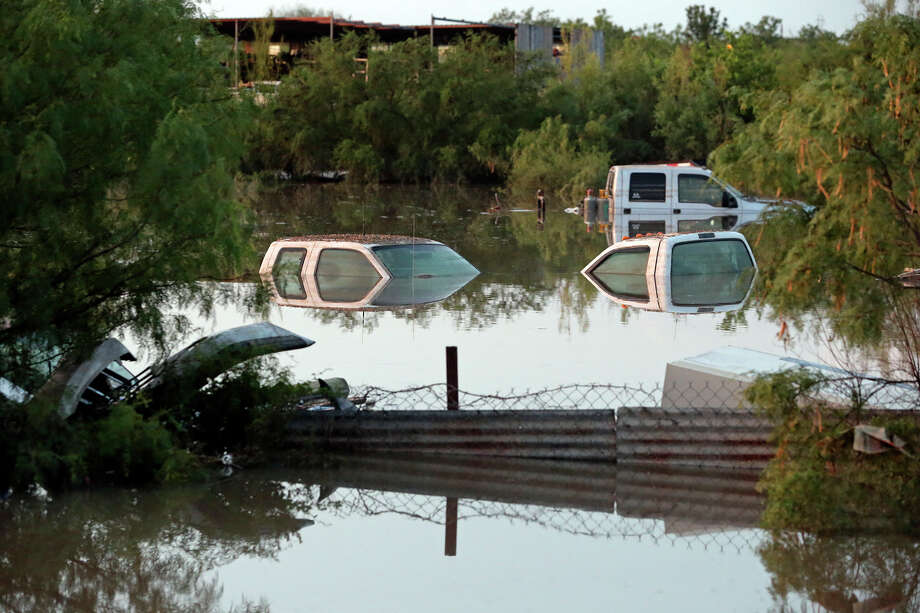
0,0,255,372
711,11,920,342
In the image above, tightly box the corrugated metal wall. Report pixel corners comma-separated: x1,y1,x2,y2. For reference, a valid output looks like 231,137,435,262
617,464,765,531
287,406,780,468
287,409,617,461
514,24,553,60
617,407,774,469
299,453,618,512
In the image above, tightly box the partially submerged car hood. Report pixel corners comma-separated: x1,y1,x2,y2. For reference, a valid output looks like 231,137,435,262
145,322,314,396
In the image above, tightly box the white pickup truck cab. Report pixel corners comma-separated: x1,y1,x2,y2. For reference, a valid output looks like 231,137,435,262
259,234,479,310
581,231,757,313
602,162,767,240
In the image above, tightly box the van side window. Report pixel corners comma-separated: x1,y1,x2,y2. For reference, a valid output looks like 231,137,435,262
678,174,724,206
628,173,666,202
272,248,307,299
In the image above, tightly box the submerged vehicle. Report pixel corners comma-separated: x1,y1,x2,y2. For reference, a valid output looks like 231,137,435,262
260,234,479,310
1,323,314,419
595,163,770,239
581,231,757,313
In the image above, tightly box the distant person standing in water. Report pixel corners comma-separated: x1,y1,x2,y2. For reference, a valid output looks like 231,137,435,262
536,189,546,224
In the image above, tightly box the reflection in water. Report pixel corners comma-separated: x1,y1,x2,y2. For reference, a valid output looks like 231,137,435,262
5,453,920,612
293,453,763,549
301,454,920,611
761,532,920,612
0,478,313,612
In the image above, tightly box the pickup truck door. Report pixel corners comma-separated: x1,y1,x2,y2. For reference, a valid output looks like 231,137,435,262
614,169,672,239
669,170,739,233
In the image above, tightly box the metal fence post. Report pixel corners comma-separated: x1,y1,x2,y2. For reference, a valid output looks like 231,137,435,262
446,346,459,411
444,496,458,556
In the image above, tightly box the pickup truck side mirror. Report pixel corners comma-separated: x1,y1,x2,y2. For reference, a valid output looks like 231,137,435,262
722,191,738,208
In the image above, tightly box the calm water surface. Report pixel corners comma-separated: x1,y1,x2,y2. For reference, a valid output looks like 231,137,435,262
3,185,917,612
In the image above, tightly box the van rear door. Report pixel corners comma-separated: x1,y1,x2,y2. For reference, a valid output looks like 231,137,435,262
614,168,672,239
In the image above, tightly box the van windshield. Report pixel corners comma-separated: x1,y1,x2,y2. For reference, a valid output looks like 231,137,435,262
670,239,755,306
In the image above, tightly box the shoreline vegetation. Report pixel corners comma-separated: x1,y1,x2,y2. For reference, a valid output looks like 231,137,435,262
2,0,920,538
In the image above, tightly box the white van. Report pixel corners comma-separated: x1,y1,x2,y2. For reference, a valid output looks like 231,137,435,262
601,163,767,240
580,231,757,313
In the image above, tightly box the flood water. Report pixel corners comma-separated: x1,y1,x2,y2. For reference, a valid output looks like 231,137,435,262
3,185,918,612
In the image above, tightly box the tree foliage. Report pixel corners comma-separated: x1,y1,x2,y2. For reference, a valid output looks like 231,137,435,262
682,4,727,44
252,34,549,183
0,0,255,373
712,12,920,341
654,32,776,160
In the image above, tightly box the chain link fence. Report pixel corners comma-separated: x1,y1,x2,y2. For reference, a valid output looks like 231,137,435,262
292,374,920,553
316,486,767,554
351,383,660,411
349,375,920,413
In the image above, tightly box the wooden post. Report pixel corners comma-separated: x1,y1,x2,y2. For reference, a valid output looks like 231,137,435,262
330,14,334,41
233,20,239,88
444,497,458,556
430,15,434,47
446,346,458,411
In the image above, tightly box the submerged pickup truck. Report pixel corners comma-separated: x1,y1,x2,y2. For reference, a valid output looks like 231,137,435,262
581,231,757,314
595,162,769,239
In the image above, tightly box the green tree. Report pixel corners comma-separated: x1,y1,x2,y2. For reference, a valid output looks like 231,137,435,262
250,13,277,82
272,4,346,18
489,7,557,25
254,33,547,182
711,11,920,342
683,4,727,44
740,15,783,44
0,0,254,375
654,32,776,160
507,116,608,202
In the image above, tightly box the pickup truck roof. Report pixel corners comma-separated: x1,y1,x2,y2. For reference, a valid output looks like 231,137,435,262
271,234,440,246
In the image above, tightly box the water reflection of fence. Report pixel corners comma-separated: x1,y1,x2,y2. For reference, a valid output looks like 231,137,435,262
303,453,766,553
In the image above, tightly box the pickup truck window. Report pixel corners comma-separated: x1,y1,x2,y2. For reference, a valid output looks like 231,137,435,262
272,248,307,299
371,244,478,278
589,246,650,300
677,216,738,232
628,173,666,202
316,248,381,302
670,239,755,306
678,174,725,205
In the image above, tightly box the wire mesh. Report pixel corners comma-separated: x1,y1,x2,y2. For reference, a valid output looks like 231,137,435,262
316,375,920,554
350,375,920,413
316,487,768,554
352,383,661,411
